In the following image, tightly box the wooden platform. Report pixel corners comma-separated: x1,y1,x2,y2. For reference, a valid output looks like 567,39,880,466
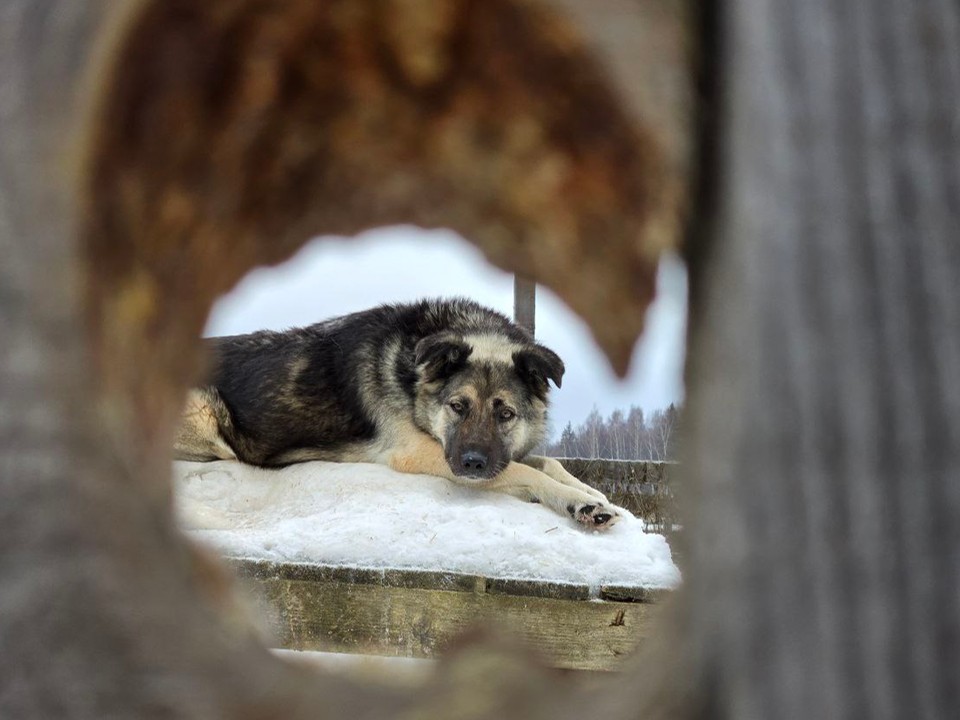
233,558,672,672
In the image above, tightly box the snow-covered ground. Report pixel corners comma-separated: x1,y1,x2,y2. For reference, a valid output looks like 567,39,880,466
174,460,680,591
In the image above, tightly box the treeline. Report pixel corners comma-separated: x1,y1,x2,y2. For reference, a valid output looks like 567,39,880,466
545,404,682,461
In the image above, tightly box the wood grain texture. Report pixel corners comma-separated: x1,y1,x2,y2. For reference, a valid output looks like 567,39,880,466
254,576,664,671
677,0,960,717
5,0,959,717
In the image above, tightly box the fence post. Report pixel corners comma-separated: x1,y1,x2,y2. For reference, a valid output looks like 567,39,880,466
513,275,536,337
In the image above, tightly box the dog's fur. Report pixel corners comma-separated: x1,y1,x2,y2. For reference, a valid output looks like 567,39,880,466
175,298,620,529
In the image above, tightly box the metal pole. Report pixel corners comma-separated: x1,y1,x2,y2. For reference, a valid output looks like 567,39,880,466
513,275,536,337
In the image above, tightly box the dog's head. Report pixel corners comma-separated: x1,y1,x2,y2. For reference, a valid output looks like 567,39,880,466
413,331,564,482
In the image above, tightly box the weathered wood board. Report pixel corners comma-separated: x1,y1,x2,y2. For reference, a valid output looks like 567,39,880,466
234,559,670,672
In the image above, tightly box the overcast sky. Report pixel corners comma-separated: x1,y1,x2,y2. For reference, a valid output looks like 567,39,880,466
205,226,687,437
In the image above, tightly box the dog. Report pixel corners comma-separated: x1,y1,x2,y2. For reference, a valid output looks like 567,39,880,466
175,298,620,530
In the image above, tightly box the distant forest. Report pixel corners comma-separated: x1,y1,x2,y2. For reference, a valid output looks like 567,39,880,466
545,404,682,461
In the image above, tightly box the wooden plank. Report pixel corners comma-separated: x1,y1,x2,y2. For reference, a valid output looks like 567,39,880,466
486,577,589,601
599,585,672,603
233,558,486,594
252,576,665,671
233,559,603,600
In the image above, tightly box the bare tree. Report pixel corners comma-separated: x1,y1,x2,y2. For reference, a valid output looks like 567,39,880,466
558,422,576,457
649,404,680,461
608,409,626,460
545,405,678,461
627,406,646,459
582,407,604,459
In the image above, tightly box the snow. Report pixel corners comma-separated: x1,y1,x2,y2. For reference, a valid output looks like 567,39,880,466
272,649,435,675
174,460,680,592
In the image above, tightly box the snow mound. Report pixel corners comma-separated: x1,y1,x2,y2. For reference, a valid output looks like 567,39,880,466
174,460,680,590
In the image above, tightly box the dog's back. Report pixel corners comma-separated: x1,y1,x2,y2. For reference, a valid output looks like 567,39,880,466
177,299,530,466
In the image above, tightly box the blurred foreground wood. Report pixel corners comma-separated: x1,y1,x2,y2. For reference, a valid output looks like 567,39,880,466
2,0,959,719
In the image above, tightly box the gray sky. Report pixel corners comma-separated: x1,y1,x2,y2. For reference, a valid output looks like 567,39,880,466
205,226,687,437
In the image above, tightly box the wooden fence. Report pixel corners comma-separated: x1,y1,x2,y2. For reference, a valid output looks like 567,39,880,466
555,458,679,536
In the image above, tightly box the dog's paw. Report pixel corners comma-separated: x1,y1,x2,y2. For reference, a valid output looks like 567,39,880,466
569,502,620,531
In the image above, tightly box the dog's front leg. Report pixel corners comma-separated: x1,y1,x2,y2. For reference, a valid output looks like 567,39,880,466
388,437,620,530
483,464,621,530
520,456,609,503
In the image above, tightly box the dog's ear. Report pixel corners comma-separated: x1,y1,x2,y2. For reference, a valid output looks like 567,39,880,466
415,332,472,382
513,345,565,398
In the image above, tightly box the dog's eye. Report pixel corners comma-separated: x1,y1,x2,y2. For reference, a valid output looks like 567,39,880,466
449,400,465,414
499,408,516,421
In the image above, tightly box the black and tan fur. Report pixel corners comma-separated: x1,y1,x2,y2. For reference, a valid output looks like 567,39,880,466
175,298,620,529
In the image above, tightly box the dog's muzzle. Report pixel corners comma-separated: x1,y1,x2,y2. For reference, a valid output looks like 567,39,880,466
448,448,502,481
460,449,488,473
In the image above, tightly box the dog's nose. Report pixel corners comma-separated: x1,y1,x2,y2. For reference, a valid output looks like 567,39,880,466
460,450,488,473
